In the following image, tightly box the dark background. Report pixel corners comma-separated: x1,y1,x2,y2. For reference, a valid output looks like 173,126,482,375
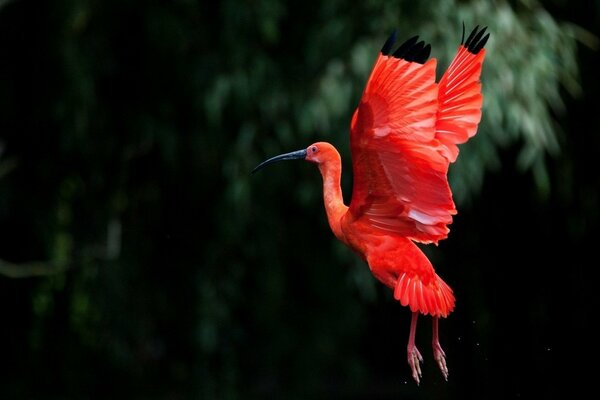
0,0,597,399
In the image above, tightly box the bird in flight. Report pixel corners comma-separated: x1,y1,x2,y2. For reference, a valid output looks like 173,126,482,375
253,25,489,384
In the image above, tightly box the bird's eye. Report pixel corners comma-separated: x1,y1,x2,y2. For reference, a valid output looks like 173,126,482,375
311,146,318,153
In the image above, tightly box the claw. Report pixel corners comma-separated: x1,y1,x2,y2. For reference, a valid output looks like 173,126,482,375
407,345,423,385
433,341,448,380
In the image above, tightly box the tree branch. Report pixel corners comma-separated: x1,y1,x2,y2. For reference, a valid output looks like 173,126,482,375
0,259,71,278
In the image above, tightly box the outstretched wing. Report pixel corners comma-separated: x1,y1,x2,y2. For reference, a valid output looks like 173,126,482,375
347,27,488,244
436,25,489,162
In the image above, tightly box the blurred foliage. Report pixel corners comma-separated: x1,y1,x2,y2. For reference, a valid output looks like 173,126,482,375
0,0,596,399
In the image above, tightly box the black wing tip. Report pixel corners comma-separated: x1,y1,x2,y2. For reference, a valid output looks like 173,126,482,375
381,30,398,55
383,32,431,64
463,25,489,54
380,25,489,62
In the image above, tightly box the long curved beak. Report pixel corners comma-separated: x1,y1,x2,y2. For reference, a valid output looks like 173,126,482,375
252,149,307,174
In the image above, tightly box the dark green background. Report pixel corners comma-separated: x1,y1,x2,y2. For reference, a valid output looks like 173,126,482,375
0,0,597,398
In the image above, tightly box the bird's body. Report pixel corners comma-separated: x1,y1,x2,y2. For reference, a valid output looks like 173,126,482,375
254,25,489,384
307,141,455,317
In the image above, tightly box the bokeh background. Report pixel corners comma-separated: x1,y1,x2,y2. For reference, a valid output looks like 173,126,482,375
1,0,598,398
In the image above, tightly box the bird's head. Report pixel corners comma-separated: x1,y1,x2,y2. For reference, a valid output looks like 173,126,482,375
252,142,339,173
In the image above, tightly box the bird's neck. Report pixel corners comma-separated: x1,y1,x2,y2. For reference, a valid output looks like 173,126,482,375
318,158,349,243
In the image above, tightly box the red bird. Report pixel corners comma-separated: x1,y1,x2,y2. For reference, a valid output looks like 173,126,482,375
253,25,489,384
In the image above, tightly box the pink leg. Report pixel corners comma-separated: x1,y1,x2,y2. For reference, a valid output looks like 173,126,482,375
432,316,448,380
407,311,423,385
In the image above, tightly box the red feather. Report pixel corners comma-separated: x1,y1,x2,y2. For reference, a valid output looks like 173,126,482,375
346,45,487,246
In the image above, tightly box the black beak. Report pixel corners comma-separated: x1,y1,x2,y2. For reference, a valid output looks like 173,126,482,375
252,149,307,174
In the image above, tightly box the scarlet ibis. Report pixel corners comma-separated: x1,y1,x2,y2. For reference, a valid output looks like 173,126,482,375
253,25,489,384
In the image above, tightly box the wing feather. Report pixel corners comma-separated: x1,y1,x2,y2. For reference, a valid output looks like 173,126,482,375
347,29,487,244
436,27,488,162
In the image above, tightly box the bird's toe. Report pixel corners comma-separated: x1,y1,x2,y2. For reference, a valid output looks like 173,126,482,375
433,342,448,380
407,346,423,385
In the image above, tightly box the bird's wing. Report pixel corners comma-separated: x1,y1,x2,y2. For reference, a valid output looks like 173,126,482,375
435,26,489,162
347,29,487,244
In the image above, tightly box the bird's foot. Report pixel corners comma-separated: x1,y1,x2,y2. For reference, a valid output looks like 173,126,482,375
432,341,448,381
407,345,423,385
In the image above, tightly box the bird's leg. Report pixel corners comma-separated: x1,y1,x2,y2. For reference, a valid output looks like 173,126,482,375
432,316,448,380
407,311,423,385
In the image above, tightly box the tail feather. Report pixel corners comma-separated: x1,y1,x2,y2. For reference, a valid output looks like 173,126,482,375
394,271,455,317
